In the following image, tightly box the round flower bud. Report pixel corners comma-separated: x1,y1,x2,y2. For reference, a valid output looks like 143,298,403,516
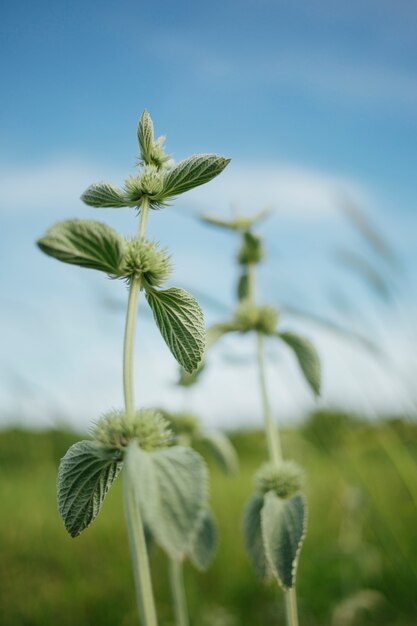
254,461,304,498
256,306,279,335
93,409,172,452
233,302,279,335
234,301,260,332
238,232,264,265
124,165,165,204
121,239,172,287
166,411,202,438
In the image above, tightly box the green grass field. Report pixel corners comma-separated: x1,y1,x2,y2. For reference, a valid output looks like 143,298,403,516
1,411,417,625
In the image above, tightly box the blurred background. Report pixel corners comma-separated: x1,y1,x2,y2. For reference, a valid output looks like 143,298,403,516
1,1,416,625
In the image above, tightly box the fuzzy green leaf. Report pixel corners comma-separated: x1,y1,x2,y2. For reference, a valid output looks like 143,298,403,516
146,287,205,373
137,110,155,164
162,154,230,198
201,432,239,475
57,441,121,538
243,493,269,579
261,492,307,590
278,331,321,397
188,509,217,571
81,182,129,208
126,443,208,560
37,219,124,275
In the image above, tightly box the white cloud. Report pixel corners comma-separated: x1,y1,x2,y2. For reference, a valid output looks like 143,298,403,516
184,162,369,220
0,158,369,220
0,159,125,216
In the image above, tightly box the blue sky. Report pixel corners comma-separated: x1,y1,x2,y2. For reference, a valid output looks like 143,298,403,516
1,0,416,431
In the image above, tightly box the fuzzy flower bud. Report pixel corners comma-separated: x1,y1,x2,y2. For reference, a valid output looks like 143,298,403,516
233,302,279,335
121,239,172,287
93,409,172,452
254,461,304,498
124,165,165,205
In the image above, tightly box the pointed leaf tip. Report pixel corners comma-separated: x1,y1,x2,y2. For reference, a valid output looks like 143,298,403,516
57,441,121,537
146,287,205,373
278,331,321,397
261,492,307,590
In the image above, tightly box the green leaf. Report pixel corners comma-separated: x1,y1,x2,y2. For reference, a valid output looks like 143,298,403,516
201,207,271,232
162,154,230,198
81,182,129,208
188,509,217,571
201,432,239,475
261,492,307,590
278,331,321,397
237,272,249,301
146,287,205,373
37,219,124,275
137,110,155,164
57,441,121,538
242,493,269,580
126,443,208,560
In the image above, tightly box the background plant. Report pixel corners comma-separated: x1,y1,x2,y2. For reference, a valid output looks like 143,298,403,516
36,110,230,626
186,209,321,626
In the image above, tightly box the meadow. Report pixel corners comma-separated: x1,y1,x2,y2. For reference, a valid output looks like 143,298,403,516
1,411,416,626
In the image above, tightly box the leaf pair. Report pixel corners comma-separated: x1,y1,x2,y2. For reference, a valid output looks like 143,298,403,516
82,154,230,210
38,220,206,373
243,491,307,590
57,439,212,568
125,442,209,562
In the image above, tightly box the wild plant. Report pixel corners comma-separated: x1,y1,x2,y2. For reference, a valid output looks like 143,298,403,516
36,110,230,626
195,209,322,626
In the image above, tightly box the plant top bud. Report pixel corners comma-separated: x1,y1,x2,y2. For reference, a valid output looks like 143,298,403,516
93,409,172,452
121,238,172,287
254,461,304,498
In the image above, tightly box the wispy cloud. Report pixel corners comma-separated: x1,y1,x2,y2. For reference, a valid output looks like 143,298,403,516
0,158,369,219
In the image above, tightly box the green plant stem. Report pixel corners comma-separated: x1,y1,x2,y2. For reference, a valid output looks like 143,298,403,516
284,588,299,626
256,331,282,466
169,558,189,626
123,453,158,626
123,278,141,416
122,195,158,626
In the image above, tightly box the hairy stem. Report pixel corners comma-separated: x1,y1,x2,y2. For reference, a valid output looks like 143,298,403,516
169,558,189,626
256,331,282,466
124,449,158,626
284,588,299,626
122,195,158,626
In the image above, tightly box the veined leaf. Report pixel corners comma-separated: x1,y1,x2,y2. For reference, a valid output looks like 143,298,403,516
57,441,121,538
146,287,205,373
261,492,307,590
201,432,239,475
188,509,217,571
37,219,124,275
81,182,129,208
243,493,269,580
137,110,155,163
162,154,230,198
126,442,208,560
278,331,321,397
